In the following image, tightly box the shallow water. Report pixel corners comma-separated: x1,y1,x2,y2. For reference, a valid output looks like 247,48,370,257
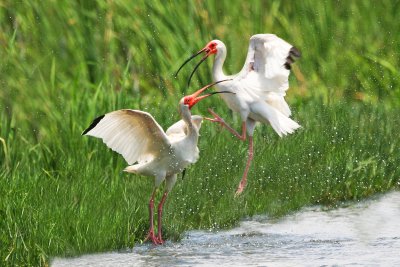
52,191,400,266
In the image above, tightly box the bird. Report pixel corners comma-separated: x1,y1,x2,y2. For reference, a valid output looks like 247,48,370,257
82,80,232,245
175,34,301,195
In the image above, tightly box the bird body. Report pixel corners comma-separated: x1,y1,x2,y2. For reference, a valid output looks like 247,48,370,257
176,33,301,194
209,35,301,137
119,111,202,184
83,81,230,244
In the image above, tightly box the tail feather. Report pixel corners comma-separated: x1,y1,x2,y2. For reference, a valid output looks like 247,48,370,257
124,165,137,173
270,113,301,137
251,102,300,137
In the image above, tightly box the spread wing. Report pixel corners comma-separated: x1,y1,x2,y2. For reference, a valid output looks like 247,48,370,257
236,34,301,96
82,109,171,165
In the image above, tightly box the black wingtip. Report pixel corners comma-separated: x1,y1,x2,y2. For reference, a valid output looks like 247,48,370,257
181,168,186,180
290,46,301,58
82,114,105,135
284,47,301,70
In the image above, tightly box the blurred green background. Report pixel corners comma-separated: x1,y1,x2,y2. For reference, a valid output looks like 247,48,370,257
1,1,399,266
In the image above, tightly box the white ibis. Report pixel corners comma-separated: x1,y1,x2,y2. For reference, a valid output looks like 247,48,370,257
176,34,301,195
82,80,231,245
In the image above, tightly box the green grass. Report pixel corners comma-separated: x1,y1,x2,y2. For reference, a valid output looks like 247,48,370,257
2,101,400,266
1,0,400,266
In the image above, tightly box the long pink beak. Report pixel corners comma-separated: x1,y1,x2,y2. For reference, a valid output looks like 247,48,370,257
188,79,233,108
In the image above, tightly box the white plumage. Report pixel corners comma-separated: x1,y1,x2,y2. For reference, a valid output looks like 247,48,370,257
84,110,170,165
83,109,201,181
176,33,301,195
82,81,230,245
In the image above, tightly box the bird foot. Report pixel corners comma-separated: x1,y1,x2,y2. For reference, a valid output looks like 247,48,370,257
234,180,247,197
235,187,244,197
157,235,165,244
144,229,162,245
205,108,225,124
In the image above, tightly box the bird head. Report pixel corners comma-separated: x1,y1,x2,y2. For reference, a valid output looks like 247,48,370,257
179,79,233,110
201,40,221,56
175,40,225,86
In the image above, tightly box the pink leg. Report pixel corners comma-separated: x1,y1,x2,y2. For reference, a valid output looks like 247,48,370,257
235,136,254,196
205,108,246,141
144,189,160,245
157,191,168,244
206,108,254,195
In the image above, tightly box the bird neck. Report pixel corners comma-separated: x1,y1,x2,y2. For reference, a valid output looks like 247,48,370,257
179,104,196,136
212,46,228,82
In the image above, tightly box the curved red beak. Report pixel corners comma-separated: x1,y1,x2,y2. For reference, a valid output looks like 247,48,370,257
187,79,233,109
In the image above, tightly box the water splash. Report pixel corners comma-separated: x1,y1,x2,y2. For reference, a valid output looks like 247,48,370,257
52,192,400,266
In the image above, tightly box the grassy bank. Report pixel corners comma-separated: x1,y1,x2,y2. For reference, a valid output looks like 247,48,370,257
1,100,399,266
1,0,399,266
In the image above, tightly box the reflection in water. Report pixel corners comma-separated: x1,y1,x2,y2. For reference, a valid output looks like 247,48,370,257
52,191,400,266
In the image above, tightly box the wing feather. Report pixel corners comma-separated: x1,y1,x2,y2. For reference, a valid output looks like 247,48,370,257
237,34,300,95
83,109,171,165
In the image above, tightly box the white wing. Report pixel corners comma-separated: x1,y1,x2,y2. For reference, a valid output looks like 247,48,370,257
236,34,301,96
83,109,171,165
165,115,203,139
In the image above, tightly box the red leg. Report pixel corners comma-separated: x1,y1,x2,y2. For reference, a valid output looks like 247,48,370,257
205,108,246,141
144,189,160,245
206,108,254,195
235,136,254,196
157,191,168,244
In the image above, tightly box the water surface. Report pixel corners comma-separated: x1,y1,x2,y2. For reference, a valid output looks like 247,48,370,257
52,191,400,266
